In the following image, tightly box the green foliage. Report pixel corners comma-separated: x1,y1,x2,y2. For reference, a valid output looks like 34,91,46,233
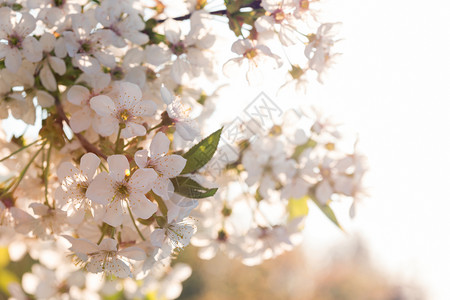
181,128,222,175
170,176,218,199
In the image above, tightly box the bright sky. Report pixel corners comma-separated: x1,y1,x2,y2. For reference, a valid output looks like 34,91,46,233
299,0,450,299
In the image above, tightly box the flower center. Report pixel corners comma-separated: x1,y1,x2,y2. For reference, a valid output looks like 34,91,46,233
54,0,65,7
300,0,309,9
272,9,285,23
118,109,131,123
171,42,186,56
244,48,257,60
115,182,129,198
80,41,92,53
8,34,22,48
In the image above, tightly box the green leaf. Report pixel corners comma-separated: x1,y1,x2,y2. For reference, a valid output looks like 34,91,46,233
181,128,222,174
310,194,344,231
287,196,309,221
170,176,218,199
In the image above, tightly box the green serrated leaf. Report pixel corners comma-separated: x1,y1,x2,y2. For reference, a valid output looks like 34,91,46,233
170,176,218,199
181,128,222,174
287,196,309,220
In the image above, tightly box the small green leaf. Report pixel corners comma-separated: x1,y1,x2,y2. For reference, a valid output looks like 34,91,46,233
170,176,218,199
181,128,222,174
287,196,309,220
310,194,344,231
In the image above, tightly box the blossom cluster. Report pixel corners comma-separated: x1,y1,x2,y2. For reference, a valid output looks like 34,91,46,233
0,0,358,299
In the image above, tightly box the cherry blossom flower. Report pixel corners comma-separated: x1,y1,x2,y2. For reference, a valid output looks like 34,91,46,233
55,153,101,224
134,132,186,199
0,7,43,73
86,155,158,227
160,85,199,141
150,216,197,251
63,236,146,278
38,32,67,92
90,81,156,138
63,10,115,74
223,39,282,86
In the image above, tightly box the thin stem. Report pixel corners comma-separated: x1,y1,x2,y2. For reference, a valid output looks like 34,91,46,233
5,142,46,196
146,122,164,134
97,230,105,245
43,142,53,207
0,139,42,162
114,127,123,154
127,204,146,241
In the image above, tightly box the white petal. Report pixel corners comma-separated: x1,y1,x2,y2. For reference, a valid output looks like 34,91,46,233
93,116,118,137
105,257,130,278
62,235,99,255
69,107,92,133
160,85,174,105
22,36,43,62
119,246,146,260
150,132,170,157
40,32,56,53
5,48,22,73
316,180,333,205
39,62,56,91
121,122,146,139
134,149,149,169
90,95,115,117
115,81,142,106
75,54,100,74
103,200,124,227
151,175,170,200
145,45,171,66
86,172,115,205
128,192,157,220
67,85,90,106
155,155,186,178
16,12,36,36
57,161,77,180
129,168,157,193
48,56,66,75
176,122,198,141
36,90,55,107
107,155,129,182
98,238,118,251
164,19,181,44
80,152,100,181
150,228,165,248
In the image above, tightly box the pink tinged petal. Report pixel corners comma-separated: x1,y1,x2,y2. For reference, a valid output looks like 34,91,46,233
54,37,67,58
170,58,190,84
39,63,56,91
62,235,99,255
67,85,91,106
150,228,165,248
127,31,149,45
67,209,85,225
128,192,157,219
98,238,118,251
107,155,129,182
22,36,43,62
151,175,170,200
160,85,174,105
5,48,22,73
155,155,186,178
57,161,78,180
48,56,66,75
103,200,124,227
29,203,49,216
129,168,157,193
93,51,115,68
90,95,115,117
119,246,146,261
69,107,92,133
316,180,333,205
134,149,149,169
150,132,170,157
105,257,130,278
36,90,54,107
40,32,56,53
85,172,115,205
121,122,146,139
80,152,100,181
